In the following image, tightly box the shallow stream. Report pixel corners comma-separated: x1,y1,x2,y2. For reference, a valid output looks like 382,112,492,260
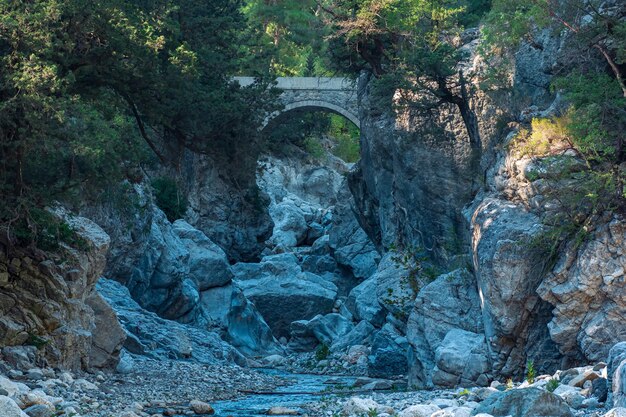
211,370,355,416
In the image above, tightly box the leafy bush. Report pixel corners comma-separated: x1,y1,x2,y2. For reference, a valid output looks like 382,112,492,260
13,208,87,252
315,343,330,361
303,137,326,159
152,177,188,222
546,378,560,392
526,359,536,384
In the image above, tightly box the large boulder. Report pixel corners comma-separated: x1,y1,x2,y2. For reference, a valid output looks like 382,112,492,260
331,321,376,353
406,269,484,388
306,313,354,346
0,396,27,417
431,329,490,388
97,278,244,364
472,388,574,417
86,292,126,369
368,324,409,378
227,286,281,355
235,256,338,338
172,220,232,290
538,218,626,364
344,277,386,328
268,200,309,248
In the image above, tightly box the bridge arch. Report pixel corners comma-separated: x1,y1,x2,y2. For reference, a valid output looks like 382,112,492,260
264,99,360,130
233,76,360,130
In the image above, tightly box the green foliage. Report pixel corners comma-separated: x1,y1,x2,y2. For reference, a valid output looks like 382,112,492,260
152,177,188,222
303,138,326,160
13,209,87,252
25,333,49,350
328,115,360,163
546,378,559,392
456,388,471,397
315,343,331,361
0,0,279,243
526,360,536,384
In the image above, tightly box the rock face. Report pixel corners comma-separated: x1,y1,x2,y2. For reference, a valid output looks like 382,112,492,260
469,197,561,376
97,278,247,364
609,343,626,407
407,269,484,388
0,212,121,370
329,184,380,279
538,218,626,363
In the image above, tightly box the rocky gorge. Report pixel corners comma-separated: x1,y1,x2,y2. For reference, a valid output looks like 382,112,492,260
0,14,625,417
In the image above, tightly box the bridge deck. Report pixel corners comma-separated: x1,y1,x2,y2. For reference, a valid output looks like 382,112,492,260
233,76,356,91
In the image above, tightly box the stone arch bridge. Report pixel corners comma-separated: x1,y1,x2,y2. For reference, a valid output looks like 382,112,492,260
234,77,360,128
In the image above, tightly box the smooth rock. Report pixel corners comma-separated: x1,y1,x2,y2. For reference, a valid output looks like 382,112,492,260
189,400,214,415
398,404,440,417
472,388,573,417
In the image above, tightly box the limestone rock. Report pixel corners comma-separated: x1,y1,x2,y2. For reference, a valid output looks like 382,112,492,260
472,388,573,417
609,342,626,407
398,404,440,417
189,400,214,414
0,212,112,370
342,397,394,416
431,329,490,388
406,268,484,388
172,220,233,290
306,313,354,346
469,197,561,376
235,255,338,338
0,396,27,417
97,278,243,365
368,324,409,378
331,321,376,353
374,252,418,319
344,277,386,328
329,183,380,279
538,218,626,364
86,292,126,369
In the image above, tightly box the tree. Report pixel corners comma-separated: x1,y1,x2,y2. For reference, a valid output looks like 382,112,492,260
319,0,490,148
0,0,279,245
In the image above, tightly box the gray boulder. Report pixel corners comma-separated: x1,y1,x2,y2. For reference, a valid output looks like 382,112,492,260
431,329,490,388
172,220,232,290
0,396,26,417
86,292,126,369
227,286,281,356
472,388,573,417
406,269,484,388
268,201,308,248
331,320,376,353
344,277,386,327
288,320,319,352
235,258,338,338
0,212,113,370
97,278,244,365
538,218,626,364
368,324,409,378
306,313,354,345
